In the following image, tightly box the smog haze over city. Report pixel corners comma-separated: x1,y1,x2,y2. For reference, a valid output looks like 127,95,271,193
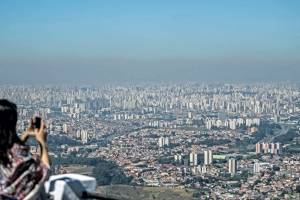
1,1,300,200
0,0,300,84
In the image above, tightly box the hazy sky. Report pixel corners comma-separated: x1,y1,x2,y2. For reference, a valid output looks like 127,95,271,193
0,0,299,84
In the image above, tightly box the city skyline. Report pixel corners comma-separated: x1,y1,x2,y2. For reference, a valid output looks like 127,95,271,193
1,82,299,199
0,1,300,84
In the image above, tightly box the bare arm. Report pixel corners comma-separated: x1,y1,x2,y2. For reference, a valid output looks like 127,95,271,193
37,140,50,167
20,118,51,167
35,120,51,167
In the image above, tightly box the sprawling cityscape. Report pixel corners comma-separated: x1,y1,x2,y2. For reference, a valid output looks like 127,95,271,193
1,83,299,199
1,0,300,198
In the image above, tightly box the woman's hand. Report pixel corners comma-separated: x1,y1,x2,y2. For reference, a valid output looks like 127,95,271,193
33,119,50,167
20,118,36,142
34,119,47,145
21,117,50,167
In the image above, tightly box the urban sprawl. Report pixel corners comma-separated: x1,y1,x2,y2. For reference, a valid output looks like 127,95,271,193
1,83,300,199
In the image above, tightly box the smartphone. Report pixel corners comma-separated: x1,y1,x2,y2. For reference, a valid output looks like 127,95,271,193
33,117,41,129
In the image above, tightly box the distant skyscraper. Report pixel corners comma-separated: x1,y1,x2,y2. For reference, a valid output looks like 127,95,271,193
256,142,280,155
81,130,89,144
253,163,260,173
62,123,68,134
209,150,213,164
164,137,170,146
188,112,193,119
204,150,213,165
228,158,237,175
275,142,281,154
270,143,276,154
76,130,81,139
229,120,236,130
174,154,183,164
158,137,164,148
158,136,170,148
190,152,198,166
189,153,194,166
256,142,261,154
263,142,269,154
206,120,212,130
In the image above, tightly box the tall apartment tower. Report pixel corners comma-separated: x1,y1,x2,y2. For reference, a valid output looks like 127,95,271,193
189,152,198,166
275,142,281,154
253,163,260,173
256,142,281,155
158,137,164,148
263,142,269,154
255,142,261,154
81,130,89,144
164,137,170,146
270,143,276,154
209,150,213,164
228,158,237,175
158,136,170,148
204,150,213,165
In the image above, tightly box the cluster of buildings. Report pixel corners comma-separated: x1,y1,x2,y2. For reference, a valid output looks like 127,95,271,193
1,83,300,199
177,150,238,177
256,142,281,155
158,136,170,148
205,118,260,130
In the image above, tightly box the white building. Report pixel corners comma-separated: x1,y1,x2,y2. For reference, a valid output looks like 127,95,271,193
158,136,170,148
228,158,237,175
253,163,260,173
204,150,213,165
189,152,198,166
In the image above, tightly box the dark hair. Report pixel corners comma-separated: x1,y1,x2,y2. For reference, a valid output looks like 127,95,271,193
0,99,21,166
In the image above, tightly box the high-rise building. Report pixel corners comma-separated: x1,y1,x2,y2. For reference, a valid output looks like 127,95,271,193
188,112,193,119
275,142,281,154
206,120,212,130
62,124,68,134
189,152,198,166
204,150,213,165
189,153,194,166
263,142,269,154
158,136,170,148
209,150,213,164
270,143,276,154
228,158,237,175
229,120,236,130
81,130,89,144
158,137,164,148
164,137,170,146
174,154,183,164
256,142,261,154
256,142,280,155
253,163,260,173
76,130,81,139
